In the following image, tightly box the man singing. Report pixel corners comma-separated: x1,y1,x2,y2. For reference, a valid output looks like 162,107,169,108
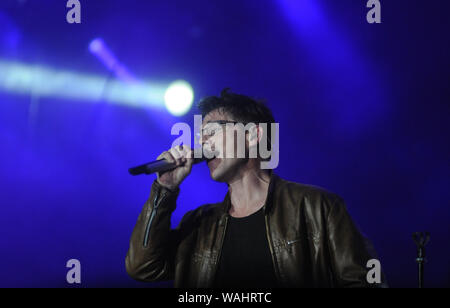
125,89,386,288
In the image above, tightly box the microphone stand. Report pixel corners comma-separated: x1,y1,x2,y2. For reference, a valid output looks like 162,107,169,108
412,231,430,288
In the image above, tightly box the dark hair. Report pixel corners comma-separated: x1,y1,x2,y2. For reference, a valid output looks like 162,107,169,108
198,88,275,124
197,88,275,150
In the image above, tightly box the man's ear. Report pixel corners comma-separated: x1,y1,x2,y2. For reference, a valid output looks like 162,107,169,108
248,124,263,147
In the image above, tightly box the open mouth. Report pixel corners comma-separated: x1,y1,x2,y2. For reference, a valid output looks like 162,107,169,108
204,149,219,165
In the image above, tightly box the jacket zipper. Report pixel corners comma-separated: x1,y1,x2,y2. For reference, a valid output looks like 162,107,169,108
212,215,229,285
287,239,301,245
265,214,282,284
143,190,166,247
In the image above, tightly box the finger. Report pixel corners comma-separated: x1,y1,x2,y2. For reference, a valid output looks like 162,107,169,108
157,151,175,164
156,151,166,160
182,148,194,166
170,147,182,159
184,149,194,168
175,144,186,161
169,147,183,165
186,148,194,160
178,144,193,159
177,145,188,162
179,146,194,169
181,144,191,152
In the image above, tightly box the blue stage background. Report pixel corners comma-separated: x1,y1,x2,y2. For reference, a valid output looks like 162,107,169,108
0,0,449,287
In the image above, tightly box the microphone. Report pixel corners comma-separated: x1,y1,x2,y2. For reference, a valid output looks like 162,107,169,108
128,148,216,176
128,157,206,176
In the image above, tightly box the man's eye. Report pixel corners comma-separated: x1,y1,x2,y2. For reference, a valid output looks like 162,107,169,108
204,129,215,136
201,130,213,137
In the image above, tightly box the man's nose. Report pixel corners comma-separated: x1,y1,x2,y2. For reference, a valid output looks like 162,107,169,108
202,137,216,153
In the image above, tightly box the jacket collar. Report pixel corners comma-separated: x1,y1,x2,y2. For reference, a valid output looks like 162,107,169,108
220,171,279,216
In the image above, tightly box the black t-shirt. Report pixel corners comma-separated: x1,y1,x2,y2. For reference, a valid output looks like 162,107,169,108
213,207,278,288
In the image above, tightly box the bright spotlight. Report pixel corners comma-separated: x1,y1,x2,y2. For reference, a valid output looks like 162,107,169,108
88,38,103,53
164,80,194,116
0,59,166,108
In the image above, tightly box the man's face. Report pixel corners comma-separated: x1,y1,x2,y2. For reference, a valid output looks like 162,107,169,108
201,109,248,183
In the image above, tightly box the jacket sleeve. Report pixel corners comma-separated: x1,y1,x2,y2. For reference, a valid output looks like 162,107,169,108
326,195,388,288
125,180,193,282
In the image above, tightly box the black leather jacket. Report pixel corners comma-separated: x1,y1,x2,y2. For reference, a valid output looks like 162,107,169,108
126,173,387,287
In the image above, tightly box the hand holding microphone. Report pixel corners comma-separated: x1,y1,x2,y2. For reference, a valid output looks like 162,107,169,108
155,145,195,191
128,142,217,181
